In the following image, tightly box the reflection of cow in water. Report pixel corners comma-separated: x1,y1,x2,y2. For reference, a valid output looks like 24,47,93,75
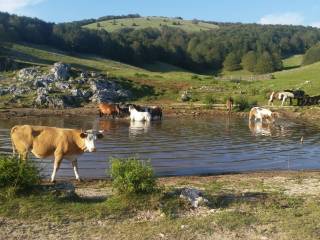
268,90,305,106
248,121,272,136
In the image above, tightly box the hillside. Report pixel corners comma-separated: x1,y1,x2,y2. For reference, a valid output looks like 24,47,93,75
83,17,219,32
2,42,320,110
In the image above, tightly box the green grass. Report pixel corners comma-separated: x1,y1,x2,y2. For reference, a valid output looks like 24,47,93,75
3,42,320,107
283,54,303,69
84,17,219,33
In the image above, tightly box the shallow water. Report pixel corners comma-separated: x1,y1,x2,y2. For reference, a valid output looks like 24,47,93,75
1,115,320,179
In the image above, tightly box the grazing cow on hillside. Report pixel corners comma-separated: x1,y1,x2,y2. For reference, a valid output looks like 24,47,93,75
11,125,103,182
249,107,279,123
268,90,305,106
98,103,120,118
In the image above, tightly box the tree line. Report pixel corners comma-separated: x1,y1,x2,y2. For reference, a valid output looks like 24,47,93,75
1,12,320,73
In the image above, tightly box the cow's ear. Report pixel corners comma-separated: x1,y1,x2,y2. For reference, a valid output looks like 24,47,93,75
97,133,104,139
80,132,87,138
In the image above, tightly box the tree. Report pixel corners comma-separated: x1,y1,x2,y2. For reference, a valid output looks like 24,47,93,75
241,51,257,72
302,43,320,65
255,51,274,74
223,52,241,71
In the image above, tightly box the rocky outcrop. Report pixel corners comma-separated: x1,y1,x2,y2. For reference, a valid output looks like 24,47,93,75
179,188,208,208
50,62,70,81
89,79,131,103
4,63,132,108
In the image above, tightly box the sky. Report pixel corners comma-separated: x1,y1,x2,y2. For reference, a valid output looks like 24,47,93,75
0,0,320,27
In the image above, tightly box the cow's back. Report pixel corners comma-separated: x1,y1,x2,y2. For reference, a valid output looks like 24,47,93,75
11,125,84,159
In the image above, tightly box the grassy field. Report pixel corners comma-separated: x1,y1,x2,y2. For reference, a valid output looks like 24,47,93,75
2,42,320,107
1,172,320,239
83,17,219,33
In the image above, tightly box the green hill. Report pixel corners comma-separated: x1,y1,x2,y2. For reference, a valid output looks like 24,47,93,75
2,43,320,108
83,17,219,32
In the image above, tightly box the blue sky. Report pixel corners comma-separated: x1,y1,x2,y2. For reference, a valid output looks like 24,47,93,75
0,0,320,27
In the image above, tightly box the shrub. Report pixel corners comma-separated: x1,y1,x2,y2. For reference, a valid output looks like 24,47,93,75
109,157,156,194
0,155,40,192
203,95,217,105
234,97,257,111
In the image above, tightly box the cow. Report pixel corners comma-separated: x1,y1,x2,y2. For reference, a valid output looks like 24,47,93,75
98,103,120,118
226,97,234,113
10,125,103,182
268,90,305,106
129,105,152,122
148,106,163,120
249,107,279,123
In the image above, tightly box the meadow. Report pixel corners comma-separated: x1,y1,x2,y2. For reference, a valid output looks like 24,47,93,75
83,16,219,33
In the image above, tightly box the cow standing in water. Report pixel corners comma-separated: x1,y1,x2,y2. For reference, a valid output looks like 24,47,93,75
11,125,103,182
98,103,120,118
226,97,234,113
249,107,279,123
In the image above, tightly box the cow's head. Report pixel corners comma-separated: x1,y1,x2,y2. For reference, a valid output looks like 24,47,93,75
80,130,104,152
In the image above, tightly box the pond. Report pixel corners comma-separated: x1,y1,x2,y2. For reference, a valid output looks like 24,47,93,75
0,115,319,179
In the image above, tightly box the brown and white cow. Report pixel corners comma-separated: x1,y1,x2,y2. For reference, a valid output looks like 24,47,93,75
10,125,103,182
249,107,279,123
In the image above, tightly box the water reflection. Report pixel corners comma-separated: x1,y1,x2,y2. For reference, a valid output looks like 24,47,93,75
129,120,151,137
249,121,272,136
1,116,320,178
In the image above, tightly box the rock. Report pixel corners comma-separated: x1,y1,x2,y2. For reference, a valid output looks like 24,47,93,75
180,188,208,208
0,87,9,96
47,182,76,198
55,82,71,90
51,62,70,81
17,67,41,81
70,88,83,97
181,91,191,102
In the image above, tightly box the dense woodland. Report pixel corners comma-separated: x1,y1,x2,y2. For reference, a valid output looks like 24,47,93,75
1,12,320,73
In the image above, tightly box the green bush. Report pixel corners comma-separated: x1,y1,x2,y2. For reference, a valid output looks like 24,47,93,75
203,95,217,105
109,157,156,194
0,155,40,192
234,97,257,111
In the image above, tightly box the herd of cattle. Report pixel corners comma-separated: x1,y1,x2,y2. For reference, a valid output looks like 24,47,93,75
268,89,320,106
10,102,163,182
9,89,311,182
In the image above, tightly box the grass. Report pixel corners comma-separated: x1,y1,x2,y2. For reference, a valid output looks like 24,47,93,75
1,172,320,239
83,16,219,33
2,42,320,108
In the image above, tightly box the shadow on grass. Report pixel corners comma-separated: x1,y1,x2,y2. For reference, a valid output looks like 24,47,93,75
206,192,269,209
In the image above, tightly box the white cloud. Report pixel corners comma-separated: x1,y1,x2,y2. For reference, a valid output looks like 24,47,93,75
0,0,44,13
311,22,320,28
259,12,304,26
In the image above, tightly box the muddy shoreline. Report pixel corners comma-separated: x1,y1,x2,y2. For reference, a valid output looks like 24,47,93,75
0,104,309,120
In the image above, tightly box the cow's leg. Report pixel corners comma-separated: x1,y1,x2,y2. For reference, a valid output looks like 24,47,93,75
51,153,63,183
281,96,287,106
71,158,81,181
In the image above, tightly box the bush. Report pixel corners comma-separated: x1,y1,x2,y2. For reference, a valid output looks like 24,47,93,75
0,155,40,192
234,97,257,111
109,157,156,194
203,95,217,105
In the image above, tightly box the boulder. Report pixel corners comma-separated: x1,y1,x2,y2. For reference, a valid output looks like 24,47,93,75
179,188,208,208
55,82,71,90
51,62,70,81
17,67,41,81
181,91,191,102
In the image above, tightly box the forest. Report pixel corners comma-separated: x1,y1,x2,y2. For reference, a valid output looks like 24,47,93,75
1,12,320,73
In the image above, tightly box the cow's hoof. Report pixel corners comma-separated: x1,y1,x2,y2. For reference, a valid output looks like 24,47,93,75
77,178,82,182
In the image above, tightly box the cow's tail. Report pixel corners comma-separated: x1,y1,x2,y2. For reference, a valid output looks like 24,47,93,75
10,126,18,156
